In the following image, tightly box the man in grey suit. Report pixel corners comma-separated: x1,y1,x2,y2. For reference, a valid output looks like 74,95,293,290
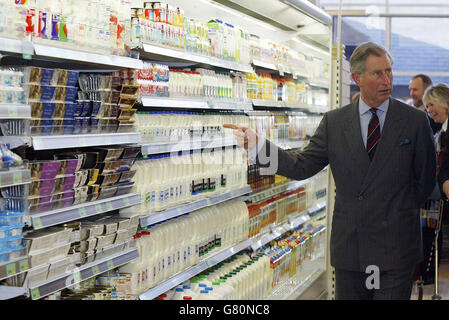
224,42,436,299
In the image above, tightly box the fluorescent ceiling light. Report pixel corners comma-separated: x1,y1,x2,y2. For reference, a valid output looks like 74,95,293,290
197,0,278,31
197,0,244,18
292,38,330,55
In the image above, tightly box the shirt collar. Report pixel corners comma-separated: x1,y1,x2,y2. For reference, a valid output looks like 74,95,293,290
359,96,389,115
443,118,448,132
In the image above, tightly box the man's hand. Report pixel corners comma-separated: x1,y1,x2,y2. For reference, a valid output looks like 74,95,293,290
223,124,259,150
443,180,449,199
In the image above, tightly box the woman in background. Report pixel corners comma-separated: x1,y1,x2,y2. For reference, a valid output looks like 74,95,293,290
420,83,449,285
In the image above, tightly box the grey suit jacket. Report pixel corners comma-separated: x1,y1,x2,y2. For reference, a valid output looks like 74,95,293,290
257,98,436,272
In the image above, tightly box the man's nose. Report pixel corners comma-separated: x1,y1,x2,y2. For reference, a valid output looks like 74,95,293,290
380,73,391,85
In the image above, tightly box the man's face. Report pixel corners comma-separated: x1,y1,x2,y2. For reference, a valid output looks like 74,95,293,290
352,54,393,107
409,77,426,107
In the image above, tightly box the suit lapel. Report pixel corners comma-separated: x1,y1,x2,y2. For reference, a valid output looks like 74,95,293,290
359,98,407,193
342,100,371,176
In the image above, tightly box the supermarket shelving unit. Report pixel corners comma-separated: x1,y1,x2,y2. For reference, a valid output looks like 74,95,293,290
0,0,332,300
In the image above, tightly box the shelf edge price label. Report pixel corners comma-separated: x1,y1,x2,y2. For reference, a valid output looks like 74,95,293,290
123,197,130,207
33,217,43,229
79,207,88,218
8,106,18,118
107,260,115,270
30,288,40,300
95,204,103,213
92,265,100,275
73,271,82,283
19,259,29,272
13,171,22,184
79,136,88,146
106,202,114,212
6,263,16,276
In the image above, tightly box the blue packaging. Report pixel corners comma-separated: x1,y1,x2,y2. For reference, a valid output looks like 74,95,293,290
64,86,78,102
74,101,84,117
40,85,57,101
91,101,101,117
80,100,91,117
63,103,76,118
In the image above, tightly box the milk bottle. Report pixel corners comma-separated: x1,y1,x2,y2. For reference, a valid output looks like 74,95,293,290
118,233,142,294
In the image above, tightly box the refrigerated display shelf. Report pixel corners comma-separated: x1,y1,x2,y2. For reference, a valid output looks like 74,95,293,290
28,246,139,300
0,285,28,300
30,193,141,230
248,179,309,204
0,256,31,281
266,256,325,300
0,169,31,188
251,59,278,72
308,201,326,216
141,43,254,73
0,104,31,119
31,132,141,150
252,99,328,113
0,37,143,69
0,137,31,149
33,44,143,69
138,207,317,300
308,81,330,89
250,211,311,251
141,96,253,111
141,137,237,156
138,238,253,300
140,186,252,227
0,38,33,55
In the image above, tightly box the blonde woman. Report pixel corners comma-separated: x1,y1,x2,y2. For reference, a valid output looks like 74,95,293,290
421,83,449,285
424,83,449,197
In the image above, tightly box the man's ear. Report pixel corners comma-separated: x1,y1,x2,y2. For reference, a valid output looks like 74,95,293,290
352,72,361,87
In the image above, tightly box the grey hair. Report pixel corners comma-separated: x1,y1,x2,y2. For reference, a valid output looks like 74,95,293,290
423,83,449,112
349,42,394,74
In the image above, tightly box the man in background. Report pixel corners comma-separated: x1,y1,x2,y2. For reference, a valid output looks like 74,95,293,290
409,74,441,133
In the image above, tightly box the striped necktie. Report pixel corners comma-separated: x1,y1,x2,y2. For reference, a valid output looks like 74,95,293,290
367,107,381,161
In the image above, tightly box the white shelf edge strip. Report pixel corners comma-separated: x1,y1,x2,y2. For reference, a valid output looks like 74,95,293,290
0,169,31,188
141,138,237,155
142,97,208,109
33,44,143,69
140,186,252,227
0,38,33,54
0,137,32,149
31,193,141,230
249,179,309,203
28,247,139,300
31,132,141,150
0,285,28,300
0,104,31,119
139,239,253,300
141,97,253,110
308,201,326,215
142,43,253,73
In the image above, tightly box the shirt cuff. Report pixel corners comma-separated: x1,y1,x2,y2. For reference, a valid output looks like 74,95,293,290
247,139,266,164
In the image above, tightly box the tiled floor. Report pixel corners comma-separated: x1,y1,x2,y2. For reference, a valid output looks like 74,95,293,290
411,221,449,300
411,263,449,300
